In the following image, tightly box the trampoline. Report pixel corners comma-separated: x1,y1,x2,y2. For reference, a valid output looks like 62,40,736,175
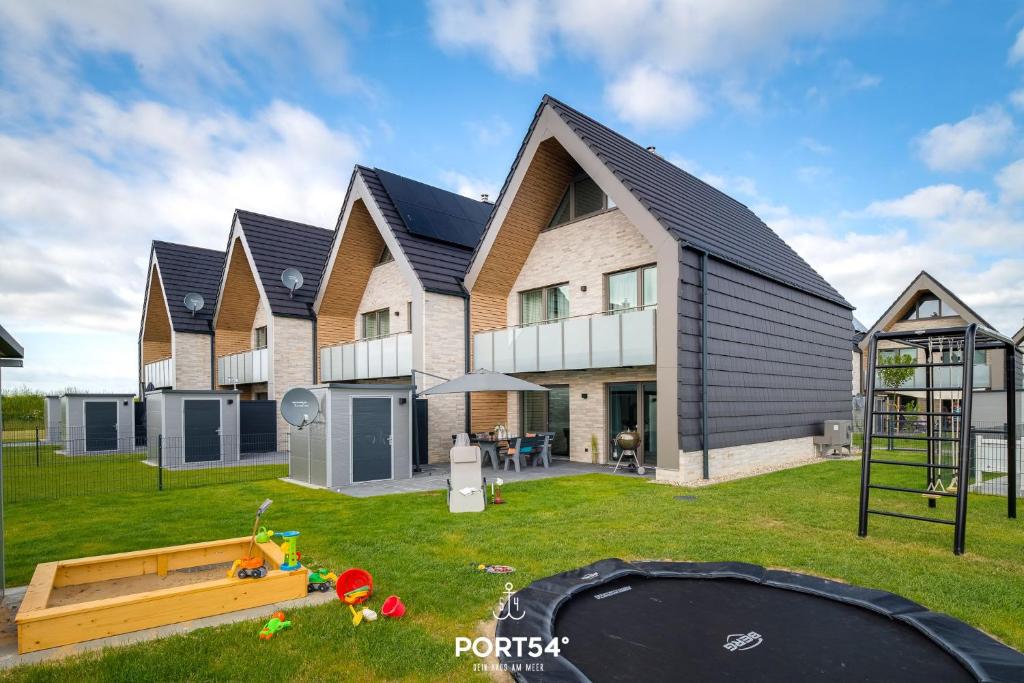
496,559,1024,682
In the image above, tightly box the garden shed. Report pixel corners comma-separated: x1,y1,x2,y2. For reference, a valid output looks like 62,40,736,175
145,389,240,467
59,393,135,455
288,383,413,488
43,395,61,444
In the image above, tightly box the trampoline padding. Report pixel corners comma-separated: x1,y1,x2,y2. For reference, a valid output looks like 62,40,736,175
496,559,1024,683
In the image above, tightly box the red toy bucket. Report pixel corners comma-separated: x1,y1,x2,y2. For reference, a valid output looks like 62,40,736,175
381,595,405,618
336,568,373,605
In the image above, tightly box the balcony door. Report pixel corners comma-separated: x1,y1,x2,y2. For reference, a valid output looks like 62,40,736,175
607,382,657,466
521,385,570,457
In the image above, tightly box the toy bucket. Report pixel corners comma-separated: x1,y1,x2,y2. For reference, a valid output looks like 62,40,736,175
381,595,405,618
336,568,373,605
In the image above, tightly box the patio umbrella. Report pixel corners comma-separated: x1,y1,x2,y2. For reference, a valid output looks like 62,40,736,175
419,369,549,395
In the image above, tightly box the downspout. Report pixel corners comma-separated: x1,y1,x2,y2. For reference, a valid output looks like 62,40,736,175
464,295,471,433
209,333,216,390
700,250,710,480
311,318,318,385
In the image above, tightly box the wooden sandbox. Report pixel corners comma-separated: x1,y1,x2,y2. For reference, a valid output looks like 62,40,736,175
15,536,308,654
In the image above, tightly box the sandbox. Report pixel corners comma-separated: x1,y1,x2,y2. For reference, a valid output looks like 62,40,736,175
15,536,308,654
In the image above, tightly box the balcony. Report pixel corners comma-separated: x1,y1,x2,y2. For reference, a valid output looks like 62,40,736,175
320,331,413,382
473,307,656,374
144,358,174,389
217,347,269,386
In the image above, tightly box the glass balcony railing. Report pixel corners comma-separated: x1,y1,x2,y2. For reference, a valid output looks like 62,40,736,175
143,358,174,389
217,347,269,385
473,307,656,374
320,331,413,382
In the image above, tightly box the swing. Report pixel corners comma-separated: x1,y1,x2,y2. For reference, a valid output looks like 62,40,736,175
922,478,946,500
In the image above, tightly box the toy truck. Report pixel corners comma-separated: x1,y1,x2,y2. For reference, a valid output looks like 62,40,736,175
307,568,337,593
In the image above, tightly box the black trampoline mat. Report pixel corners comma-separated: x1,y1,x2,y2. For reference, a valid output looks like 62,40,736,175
553,577,975,683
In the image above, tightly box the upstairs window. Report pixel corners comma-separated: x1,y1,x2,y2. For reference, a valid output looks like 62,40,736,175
362,308,390,338
520,284,570,325
548,174,611,228
377,245,394,265
902,295,946,320
607,265,657,312
253,326,268,349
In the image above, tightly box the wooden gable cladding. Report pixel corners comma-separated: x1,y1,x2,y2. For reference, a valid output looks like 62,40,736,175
142,265,172,364
317,199,385,352
468,138,577,432
215,237,262,357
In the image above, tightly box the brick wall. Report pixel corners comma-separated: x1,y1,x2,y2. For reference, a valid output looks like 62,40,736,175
174,332,212,389
356,260,413,335
422,293,467,461
271,315,314,451
663,436,816,483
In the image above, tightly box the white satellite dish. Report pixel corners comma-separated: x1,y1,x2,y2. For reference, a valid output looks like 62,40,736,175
184,292,205,316
281,268,304,298
281,387,320,429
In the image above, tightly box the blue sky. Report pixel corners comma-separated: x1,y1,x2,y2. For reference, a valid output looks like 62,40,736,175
1,1,1023,392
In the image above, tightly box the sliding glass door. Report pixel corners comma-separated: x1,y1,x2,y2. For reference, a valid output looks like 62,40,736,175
521,385,570,457
607,382,657,466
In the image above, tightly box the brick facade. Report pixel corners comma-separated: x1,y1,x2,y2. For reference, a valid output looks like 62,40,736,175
422,292,468,461
356,260,412,335
174,332,212,389
271,315,314,451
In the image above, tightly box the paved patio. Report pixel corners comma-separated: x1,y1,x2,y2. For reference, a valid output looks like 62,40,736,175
328,460,652,497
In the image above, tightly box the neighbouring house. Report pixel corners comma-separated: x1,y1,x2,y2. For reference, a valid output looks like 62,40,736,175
858,271,1015,426
0,322,25,597
1014,324,1023,350
314,166,491,462
465,95,854,483
139,241,225,394
852,317,867,396
212,209,333,450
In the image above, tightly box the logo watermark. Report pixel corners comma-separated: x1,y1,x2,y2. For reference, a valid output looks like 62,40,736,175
723,631,763,652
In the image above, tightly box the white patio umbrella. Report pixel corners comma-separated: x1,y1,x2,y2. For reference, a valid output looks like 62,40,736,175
419,368,549,395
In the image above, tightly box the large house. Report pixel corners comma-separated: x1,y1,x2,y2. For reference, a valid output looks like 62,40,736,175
314,166,491,461
212,210,333,449
139,241,224,393
857,271,1013,425
465,96,854,483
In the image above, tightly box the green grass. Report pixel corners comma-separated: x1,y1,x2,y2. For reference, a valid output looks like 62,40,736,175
2,459,1021,681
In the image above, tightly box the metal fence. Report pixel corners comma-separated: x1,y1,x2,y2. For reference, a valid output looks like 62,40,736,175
1,427,288,503
970,424,1023,498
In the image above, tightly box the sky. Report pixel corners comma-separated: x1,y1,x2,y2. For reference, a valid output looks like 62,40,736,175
1,0,1023,392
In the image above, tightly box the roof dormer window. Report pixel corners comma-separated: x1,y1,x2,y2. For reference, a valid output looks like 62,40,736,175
377,245,394,265
902,294,946,320
548,174,610,228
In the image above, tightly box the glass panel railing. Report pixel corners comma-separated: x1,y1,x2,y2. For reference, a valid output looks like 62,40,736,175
537,321,563,371
514,326,539,372
620,308,656,365
590,314,622,368
562,317,591,369
319,332,413,381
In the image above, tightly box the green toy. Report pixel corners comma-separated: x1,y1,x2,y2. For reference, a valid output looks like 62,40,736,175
259,611,291,640
255,526,275,543
277,531,301,571
307,568,337,593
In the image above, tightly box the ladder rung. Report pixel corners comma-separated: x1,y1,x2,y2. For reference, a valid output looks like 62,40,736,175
868,459,959,469
867,509,957,525
875,362,963,369
871,411,961,417
868,434,960,442
868,484,957,497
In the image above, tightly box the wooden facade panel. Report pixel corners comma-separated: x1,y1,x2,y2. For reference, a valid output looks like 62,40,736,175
215,237,262,357
141,266,172,364
318,200,385,356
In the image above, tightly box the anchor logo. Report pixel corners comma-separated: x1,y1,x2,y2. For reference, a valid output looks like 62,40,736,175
493,582,526,621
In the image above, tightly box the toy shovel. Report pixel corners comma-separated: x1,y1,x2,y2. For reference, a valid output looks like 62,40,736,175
349,603,363,626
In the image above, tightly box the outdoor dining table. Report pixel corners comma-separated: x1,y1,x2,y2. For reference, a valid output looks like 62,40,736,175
473,436,519,471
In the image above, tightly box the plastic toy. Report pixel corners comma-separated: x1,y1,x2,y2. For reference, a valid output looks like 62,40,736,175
337,568,374,625
228,499,273,580
491,478,506,505
307,568,337,593
259,611,291,640
381,595,406,618
278,531,301,571
255,526,275,543
477,564,515,574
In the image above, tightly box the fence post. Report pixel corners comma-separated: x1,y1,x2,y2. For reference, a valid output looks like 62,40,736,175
158,434,163,492
35,427,40,467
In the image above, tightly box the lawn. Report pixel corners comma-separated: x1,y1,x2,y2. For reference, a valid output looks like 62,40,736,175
1,458,1022,681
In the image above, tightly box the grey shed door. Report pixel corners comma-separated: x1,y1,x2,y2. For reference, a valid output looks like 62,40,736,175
183,400,220,462
84,401,118,452
352,397,392,482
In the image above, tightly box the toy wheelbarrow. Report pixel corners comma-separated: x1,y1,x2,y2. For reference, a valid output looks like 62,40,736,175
336,568,374,626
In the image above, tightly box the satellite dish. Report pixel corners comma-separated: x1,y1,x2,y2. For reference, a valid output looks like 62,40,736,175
281,387,319,429
183,292,205,316
281,268,304,298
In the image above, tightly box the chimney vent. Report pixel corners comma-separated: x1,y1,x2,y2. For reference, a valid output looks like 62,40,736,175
646,146,656,153
480,193,490,203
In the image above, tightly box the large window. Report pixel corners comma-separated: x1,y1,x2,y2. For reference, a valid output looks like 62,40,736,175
253,326,268,349
520,284,569,325
362,308,390,338
548,175,612,228
902,295,947,320
607,265,657,312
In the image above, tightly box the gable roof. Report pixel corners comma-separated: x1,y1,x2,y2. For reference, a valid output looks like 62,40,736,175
0,322,24,365
347,166,490,296
1013,325,1023,347
859,271,995,348
476,95,850,307
234,210,333,319
151,241,224,334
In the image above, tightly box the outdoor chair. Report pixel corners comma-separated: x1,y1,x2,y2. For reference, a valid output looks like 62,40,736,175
504,435,550,472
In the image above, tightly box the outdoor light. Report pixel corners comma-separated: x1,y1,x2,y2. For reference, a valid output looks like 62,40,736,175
581,393,588,399
227,399,234,405
580,285,587,292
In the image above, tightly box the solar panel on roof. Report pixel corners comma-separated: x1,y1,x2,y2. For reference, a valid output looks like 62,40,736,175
375,170,489,248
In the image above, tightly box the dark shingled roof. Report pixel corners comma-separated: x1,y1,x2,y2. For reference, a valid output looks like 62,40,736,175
486,95,851,308
151,241,225,334
235,210,333,319
354,166,490,297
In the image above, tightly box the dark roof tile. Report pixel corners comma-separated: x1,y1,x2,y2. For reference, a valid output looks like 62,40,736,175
152,241,225,334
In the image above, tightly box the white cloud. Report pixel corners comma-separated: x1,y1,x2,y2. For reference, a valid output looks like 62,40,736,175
1009,27,1024,65
1009,88,1024,111
0,93,362,391
995,158,1024,204
914,107,1015,172
427,0,548,76
606,66,706,129
439,170,498,202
